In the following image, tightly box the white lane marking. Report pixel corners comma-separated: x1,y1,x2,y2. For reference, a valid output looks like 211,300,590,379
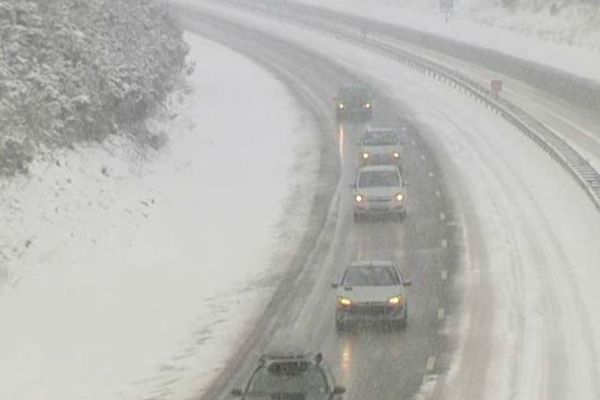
426,356,436,372
441,239,448,248
438,308,445,320
439,212,446,221
434,190,441,198
441,270,448,280
428,171,435,178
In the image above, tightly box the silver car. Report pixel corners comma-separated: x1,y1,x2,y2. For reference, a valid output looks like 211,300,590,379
352,165,407,222
333,261,412,330
359,128,402,168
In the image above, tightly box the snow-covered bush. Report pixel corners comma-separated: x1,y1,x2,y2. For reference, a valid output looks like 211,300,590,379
0,0,189,176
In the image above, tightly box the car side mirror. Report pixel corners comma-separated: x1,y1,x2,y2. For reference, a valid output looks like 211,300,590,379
231,388,243,397
333,386,346,395
331,283,339,289
403,279,412,287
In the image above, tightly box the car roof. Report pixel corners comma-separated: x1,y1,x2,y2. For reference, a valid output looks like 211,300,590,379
365,128,397,135
348,260,396,268
359,165,400,173
338,86,371,95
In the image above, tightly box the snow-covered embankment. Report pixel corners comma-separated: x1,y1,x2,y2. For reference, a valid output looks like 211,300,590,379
0,32,319,400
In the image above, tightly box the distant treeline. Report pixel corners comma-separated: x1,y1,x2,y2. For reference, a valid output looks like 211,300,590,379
0,0,189,176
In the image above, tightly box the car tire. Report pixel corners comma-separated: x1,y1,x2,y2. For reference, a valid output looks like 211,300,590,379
400,306,408,329
335,319,347,332
395,212,407,222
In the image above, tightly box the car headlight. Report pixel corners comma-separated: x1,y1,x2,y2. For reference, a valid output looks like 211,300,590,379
355,194,364,203
363,102,371,109
395,193,404,202
338,297,352,307
338,103,345,109
392,152,400,159
388,295,404,306
361,152,369,160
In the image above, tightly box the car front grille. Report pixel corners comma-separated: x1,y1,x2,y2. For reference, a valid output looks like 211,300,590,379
270,394,306,400
353,302,388,315
369,196,392,203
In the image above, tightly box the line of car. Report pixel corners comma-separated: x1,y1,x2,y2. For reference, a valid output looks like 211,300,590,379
231,86,413,399
334,86,411,333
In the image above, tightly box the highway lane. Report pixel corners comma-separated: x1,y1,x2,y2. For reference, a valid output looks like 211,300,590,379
170,2,600,399
172,8,460,400
234,0,600,170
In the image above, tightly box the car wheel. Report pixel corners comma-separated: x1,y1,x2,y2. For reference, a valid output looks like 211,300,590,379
395,212,407,222
400,306,408,329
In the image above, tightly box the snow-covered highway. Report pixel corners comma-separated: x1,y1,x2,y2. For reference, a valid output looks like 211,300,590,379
2,1,599,399
171,1,600,399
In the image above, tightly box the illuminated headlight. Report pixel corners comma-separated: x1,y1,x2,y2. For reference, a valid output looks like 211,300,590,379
395,193,404,202
355,194,364,203
338,297,352,307
338,103,345,109
363,102,371,109
361,152,369,160
392,152,400,159
388,295,404,306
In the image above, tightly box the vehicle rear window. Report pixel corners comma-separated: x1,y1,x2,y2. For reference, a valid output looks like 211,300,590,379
358,170,400,188
342,266,400,286
363,131,398,146
247,363,328,395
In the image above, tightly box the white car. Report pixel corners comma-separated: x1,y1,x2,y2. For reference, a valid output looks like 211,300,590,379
359,128,403,168
333,261,412,330
352,165,407,222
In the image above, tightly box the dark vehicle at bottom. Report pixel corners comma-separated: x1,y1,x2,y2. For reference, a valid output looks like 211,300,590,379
231,353,345,399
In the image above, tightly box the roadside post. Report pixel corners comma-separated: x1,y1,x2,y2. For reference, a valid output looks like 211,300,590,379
439,0,453,22
491,79,503,100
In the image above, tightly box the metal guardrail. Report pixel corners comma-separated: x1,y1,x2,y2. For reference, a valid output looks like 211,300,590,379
207,0,600,212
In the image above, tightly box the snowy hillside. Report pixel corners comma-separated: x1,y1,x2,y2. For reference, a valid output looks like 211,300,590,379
0,0,188,176
0,32,319,400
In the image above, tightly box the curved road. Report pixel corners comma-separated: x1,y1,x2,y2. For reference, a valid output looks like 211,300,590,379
169,2,600,400
174,9,459,400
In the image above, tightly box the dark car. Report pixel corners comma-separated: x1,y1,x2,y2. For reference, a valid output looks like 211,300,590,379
335,86,373,121
231,353,346,399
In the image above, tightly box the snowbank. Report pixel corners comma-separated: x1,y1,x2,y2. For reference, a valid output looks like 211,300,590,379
0,32,319,400
292,0,600,84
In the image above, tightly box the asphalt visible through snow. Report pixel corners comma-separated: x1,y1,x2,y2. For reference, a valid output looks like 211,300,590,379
173,9,461,400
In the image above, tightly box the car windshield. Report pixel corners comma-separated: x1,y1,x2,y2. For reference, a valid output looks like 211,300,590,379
363,131,398,146
338,87,370,101
342,266,400,286
247,362,328,395
358,170,400,187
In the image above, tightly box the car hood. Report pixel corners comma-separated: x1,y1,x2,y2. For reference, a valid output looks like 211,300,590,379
337,285,404,302
355,186,403,197
360,144,401,154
